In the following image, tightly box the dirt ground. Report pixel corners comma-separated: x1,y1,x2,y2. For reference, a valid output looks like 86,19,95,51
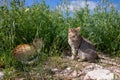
3,55,120,80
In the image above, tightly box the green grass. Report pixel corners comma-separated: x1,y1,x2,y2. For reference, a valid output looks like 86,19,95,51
0,0,120,71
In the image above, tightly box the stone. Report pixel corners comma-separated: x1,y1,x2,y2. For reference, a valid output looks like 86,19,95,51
84,69,118,80
51,68,58,72
71,70,78,78
81,64,103,76
0,72,4,80
60,67,72,74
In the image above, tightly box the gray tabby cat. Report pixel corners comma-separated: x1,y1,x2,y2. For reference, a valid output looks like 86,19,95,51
68,27,120,67
68,27,99,62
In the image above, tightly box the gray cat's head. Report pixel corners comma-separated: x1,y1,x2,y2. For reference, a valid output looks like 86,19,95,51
68,27,80,40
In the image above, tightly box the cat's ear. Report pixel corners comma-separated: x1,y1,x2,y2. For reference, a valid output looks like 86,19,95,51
33,38,42,43
76,27,80,31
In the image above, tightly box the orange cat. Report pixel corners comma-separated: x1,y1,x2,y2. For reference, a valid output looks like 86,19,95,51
13,38,43,64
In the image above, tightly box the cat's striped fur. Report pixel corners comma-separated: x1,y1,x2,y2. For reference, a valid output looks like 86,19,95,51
68,27,98,61
68,27,120,67
13,38,43,64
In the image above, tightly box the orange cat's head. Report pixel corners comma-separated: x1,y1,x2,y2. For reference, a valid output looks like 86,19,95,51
68,27,80,38
33,38,43,50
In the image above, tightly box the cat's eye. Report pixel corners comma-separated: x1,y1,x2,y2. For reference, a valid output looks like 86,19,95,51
72,35,75,38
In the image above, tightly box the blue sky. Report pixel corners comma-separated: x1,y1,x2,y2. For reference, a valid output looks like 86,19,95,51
25,0,60,8
0,0,119,10
25,0,120,11
0,0,119,11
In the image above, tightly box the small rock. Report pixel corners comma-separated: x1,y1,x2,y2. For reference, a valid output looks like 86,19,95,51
71,70,78,78
85,63,103,70
77,70,82,76
84,69,118,80
60,67,72,74
109,67,120,78
66,67,71,71
0,72,4,80
82,64,103,74
14,78,25,80
51,68,58,72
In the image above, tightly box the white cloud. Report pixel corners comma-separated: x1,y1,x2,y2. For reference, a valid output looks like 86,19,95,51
56,0,98,12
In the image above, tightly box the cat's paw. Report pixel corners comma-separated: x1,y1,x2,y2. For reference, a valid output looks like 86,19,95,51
70,55,78,60
71,55,75,60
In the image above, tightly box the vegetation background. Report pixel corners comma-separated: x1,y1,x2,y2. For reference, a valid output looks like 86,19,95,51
0,0,120,72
